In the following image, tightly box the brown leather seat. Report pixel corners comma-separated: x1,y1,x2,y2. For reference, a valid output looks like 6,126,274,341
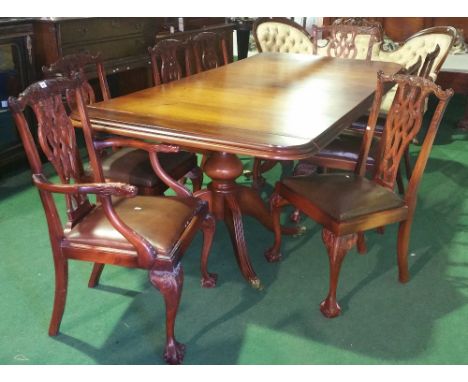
65,196,205,258
100,148,197,191
282,174,405,221
315,132,380,167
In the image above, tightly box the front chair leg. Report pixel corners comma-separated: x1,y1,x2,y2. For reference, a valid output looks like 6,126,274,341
320,229,357,318
149,263,185,365
264,192,289,263
397,218,413,283
201,213,217,288
49,253,69,336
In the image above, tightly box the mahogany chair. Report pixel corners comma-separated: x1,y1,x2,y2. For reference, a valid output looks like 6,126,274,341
8,75,217,364
192,31,229,74
43,52,202,195
312,24,382,60
148,39,192,85
253,17,314,54
265,72,453,318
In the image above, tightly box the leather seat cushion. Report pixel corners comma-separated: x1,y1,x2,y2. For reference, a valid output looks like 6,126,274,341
101,148,197,189
282,173,405,221
349,115,386,135
315,132,380,165
64,196,205,257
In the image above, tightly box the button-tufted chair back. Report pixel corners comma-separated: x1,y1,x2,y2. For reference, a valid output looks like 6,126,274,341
373,26,456,113
253,17,314,54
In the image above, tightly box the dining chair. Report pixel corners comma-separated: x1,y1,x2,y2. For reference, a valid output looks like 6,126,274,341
148,38,192,85
312,24,382,60
265,72,453,318
8,74,216,364
253,17,314,54
43,52,202,196
192,31,229,73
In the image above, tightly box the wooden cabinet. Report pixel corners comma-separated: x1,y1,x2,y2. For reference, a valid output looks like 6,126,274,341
0,19,36,170
33,18,234,96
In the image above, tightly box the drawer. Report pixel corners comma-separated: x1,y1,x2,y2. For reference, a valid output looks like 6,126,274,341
59,18,153,45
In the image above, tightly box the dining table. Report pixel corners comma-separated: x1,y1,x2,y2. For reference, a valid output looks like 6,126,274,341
85,52,402,289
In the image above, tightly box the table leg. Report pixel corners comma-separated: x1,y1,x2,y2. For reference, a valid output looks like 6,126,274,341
197,152,271,288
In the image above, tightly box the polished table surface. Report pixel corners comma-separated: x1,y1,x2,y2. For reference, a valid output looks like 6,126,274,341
86,53,402,288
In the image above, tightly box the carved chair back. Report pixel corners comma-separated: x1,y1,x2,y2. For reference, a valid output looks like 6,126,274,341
42,52,111,108
332,17,384,41
312,24,382,60
253,17,314,54
192,31,229,73
148,39,191,86
356,72,453,209
8,77,98,235
374,26,457,81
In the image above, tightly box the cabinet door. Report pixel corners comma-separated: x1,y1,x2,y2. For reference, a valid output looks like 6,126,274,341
0,37,32,166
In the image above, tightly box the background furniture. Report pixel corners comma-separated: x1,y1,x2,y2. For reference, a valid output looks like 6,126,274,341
9,75,215,364
0,19,35,170
266,73,453,318
84,53,402,289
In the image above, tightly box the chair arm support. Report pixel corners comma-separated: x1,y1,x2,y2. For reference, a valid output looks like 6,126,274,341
32,174,138,197
94,137,193,198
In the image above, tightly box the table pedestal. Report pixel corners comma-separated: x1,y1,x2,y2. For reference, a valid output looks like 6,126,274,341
195,152,297,289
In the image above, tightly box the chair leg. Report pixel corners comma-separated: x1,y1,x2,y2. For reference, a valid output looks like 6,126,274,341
200,213,217,288
48,254,68,336
404,148,412,181
264,192,287,262
320,229,357,318
88,263,105,288
149,263,185,365
357,232,367,255
251,158,265,190
397,219,412,283
186,167,203,192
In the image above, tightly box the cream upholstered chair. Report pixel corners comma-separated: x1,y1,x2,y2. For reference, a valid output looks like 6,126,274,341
253,17,314,54
312,24,383,61
372,26,456,113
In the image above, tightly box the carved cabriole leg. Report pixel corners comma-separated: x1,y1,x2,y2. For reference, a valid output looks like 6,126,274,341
356,232,367,255
200,213,217,288
149,263,185,365
88,263,105,288
264,192,288,263
49,250,68,336
251,158,265,190
224,194,262,289
397,219,412,283
320,229,357,318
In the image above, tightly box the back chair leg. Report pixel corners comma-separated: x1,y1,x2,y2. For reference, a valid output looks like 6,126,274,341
320,229,357,318
397,218,413,283
186,167,203,192
200,213,217,288
357,232,367,254
149,263,185,365
49,253,69,336
88,263,105,288
264,192,287,263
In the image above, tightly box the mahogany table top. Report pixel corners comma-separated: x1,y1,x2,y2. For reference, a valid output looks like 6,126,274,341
87,53,401,160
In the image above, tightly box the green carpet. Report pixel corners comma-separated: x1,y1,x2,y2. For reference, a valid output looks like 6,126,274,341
1,95,468,365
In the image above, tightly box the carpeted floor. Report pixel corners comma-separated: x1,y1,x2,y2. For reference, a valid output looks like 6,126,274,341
1,94,468,365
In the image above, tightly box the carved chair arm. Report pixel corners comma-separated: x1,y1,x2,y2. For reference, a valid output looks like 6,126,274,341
94,137,192,197
32,174,137,197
